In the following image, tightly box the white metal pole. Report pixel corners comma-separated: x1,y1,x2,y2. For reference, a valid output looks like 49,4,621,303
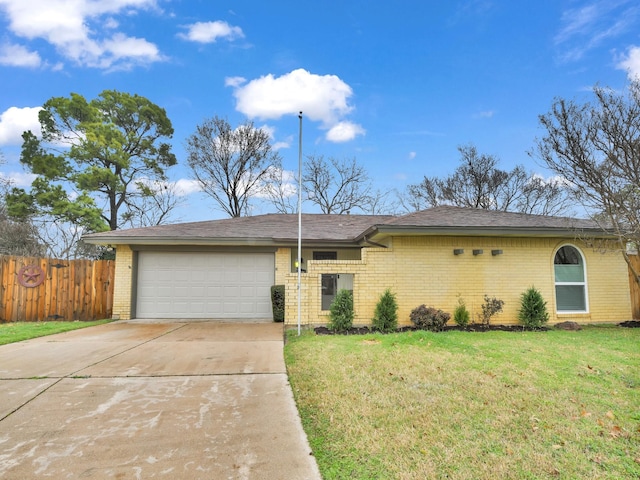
297,112,303,336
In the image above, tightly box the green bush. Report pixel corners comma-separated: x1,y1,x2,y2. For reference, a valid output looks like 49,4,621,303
329,289,354,332
479,295,504,325
518,286,549,328
372,289,398,333
409,305,450,331
453,298,470,327
270,285,285,322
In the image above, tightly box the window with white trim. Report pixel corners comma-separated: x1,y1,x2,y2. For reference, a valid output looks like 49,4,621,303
554,245,587,312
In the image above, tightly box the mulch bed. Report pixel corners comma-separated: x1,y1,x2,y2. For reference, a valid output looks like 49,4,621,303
314,324,549,335
619,320,640,328
315,321,640,335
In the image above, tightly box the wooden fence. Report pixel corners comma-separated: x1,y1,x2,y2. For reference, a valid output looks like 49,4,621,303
629,254,640,320
0,255,114,322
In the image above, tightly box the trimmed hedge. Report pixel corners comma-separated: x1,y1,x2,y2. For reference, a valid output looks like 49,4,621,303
270,285,285,322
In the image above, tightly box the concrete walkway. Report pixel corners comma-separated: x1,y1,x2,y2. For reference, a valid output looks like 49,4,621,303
0,321,321,479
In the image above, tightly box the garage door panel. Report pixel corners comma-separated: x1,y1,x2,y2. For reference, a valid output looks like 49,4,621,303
136,252,274,319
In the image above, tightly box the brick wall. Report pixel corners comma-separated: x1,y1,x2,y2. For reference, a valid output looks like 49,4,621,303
284,236,632,326
112,244,133,320
274,248,289,285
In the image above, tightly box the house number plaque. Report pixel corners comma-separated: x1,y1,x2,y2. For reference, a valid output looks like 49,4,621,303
17,264,45,288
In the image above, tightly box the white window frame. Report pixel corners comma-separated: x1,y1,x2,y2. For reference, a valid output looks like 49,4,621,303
553,244,589,314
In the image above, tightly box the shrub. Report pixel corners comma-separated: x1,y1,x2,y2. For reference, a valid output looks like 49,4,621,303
479,295,504,325
410,305,450,331
453,298,470,327
270,285,285,322
329,289,354,332
518,286,549,328
372,289,398,333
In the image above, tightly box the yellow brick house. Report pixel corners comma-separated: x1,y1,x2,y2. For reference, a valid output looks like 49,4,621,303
84,206,633,326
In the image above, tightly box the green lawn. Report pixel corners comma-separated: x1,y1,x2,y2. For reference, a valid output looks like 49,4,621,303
0,320,111,345
284,326,640,480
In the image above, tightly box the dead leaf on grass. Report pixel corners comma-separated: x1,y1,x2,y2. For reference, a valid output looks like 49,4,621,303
609,425,623,438
605,410,615,420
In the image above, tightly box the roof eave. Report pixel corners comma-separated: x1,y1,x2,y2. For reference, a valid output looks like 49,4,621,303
83,235,362,248
362,225,614,241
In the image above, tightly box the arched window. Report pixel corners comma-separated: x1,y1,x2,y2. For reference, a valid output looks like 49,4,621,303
554,245,587,312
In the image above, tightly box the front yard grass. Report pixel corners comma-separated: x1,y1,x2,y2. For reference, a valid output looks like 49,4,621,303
284,325,640,479
0,320,111,345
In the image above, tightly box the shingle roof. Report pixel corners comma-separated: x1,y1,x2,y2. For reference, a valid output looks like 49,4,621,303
83,213,394,245
381,206,597,230
357,206,604,242
83,206,605,246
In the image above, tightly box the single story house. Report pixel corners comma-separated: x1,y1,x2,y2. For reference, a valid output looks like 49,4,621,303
83,206,633,326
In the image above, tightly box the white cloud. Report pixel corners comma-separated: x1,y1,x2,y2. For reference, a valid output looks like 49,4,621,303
0,42,41,67
228,68,364,143
258,124,276,138
554,1,640,62
179,21,244,43
474,110,495,118
0,171,37,187
325,121,365,143
272,139,292,150
0,106,43,145
173,178,202,196
408,151,417,160
224,76,246,88
229,68,354,126
0,0,163,69
617,45,640,79
99,33,162,70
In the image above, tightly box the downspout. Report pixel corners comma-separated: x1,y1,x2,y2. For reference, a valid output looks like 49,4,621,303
362,235,388,249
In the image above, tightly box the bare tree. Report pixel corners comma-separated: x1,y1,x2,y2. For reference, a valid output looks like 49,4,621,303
263,166,299,214
186,116,282,217
302,155,374,214
406,144,571,215
0,202,45,257
120,180,184,228
0,153,45,256
531,80,640,287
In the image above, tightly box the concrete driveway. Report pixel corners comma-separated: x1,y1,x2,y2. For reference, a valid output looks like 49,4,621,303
0,321,321,479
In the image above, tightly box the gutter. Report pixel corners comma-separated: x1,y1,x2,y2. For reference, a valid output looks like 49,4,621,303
356,225,615,242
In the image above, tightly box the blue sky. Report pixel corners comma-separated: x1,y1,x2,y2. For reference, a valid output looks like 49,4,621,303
0,0,639,222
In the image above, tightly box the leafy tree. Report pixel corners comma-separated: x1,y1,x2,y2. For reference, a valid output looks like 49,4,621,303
372,289,398,332
405,144,570,215
303,155,374,214
186,116,281,217
6,90,177,232
532,80,640,288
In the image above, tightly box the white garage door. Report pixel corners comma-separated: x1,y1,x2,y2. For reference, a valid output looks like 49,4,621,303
136,251,275,319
